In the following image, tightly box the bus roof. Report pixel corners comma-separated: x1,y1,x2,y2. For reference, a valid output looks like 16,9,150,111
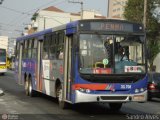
16,20,79,41
16,28,53,41
16,19,144,41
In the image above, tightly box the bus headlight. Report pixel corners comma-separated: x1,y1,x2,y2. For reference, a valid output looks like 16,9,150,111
79,88,85,92
135,88,145,93
86,89,91,93
79,88,91,93
140,88,144,92
135,89,139,93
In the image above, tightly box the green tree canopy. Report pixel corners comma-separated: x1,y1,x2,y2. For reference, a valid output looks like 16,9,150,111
124,0,160,71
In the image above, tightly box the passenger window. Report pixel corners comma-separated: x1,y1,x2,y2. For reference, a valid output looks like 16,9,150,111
57,32,64,60
31,39,37,59
43,36,50,59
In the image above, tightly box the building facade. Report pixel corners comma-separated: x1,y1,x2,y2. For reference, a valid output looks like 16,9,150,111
25,6,106,34
0,36,8,50
108,0,128,19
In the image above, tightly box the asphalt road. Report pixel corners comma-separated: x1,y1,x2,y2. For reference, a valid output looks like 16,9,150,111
0,70,160,120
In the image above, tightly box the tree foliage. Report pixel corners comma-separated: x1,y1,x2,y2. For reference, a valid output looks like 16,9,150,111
124,0,160,70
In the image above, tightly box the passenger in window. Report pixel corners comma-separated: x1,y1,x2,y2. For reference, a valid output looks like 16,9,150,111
59,51,63,60
43,52,48,59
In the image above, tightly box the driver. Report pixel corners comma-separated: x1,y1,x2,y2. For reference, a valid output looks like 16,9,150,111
115,46,127,62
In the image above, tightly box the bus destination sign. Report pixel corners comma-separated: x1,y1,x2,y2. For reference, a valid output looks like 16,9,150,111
90,22,134,32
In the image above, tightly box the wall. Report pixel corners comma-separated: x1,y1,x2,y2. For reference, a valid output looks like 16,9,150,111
36,10,70,31
0,36,8,50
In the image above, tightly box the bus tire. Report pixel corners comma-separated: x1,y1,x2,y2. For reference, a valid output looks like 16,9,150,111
109,103,122,111
56,84,68,109
28,78,36,97
25,78,29,96
1,73,5,76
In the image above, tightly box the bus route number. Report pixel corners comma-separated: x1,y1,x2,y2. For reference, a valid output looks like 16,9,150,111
121,85,131,89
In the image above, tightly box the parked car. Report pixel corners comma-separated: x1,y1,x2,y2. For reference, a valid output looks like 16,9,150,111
147,72,160,100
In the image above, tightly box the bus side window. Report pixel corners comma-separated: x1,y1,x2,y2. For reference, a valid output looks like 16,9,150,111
31,39,37,59
16,42,20,59
23,40,28,59
28,39,32,59
22,41,25,59
57,32,64,60
49,34,56,59
42,36,49,59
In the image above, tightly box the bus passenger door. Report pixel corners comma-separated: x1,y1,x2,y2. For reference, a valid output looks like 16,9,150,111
18,43,23,85
37,40,43,92
63,35,73,102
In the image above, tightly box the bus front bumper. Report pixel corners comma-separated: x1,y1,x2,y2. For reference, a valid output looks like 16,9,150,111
75,90,147,103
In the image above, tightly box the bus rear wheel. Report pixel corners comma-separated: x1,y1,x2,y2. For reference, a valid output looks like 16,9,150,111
25,76,36,97
109,103,122,111
56,84,68,109
25,79,29,96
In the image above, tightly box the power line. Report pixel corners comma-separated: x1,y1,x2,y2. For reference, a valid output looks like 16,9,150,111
10,0,67,32
0,22,23,28
8,0,65,26
0,5,32,15
26,0,65,13
0,28,23,33
68,0,84,19
1,0,66,37
1,0,60,36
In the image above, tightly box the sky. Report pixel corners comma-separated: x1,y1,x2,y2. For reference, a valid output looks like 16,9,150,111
0,0,108,38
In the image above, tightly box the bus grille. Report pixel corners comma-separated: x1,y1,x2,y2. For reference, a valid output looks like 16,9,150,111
80,74,146,83
100,96,127,100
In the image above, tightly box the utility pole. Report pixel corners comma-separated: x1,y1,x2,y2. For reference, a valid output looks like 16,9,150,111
143,0,147,29
68,0,84,19
107,0,110,18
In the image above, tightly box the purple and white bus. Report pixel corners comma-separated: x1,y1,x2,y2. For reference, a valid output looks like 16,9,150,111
15,19,148,110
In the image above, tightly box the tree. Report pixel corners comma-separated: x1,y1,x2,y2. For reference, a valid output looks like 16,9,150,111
123,0,160,71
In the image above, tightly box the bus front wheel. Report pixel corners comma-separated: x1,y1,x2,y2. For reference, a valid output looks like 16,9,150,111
109,103,122,111
28,77,36,97
56,84,68,109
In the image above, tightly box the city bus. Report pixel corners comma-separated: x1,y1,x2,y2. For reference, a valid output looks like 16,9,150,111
0,48,7,75
15,19,148,110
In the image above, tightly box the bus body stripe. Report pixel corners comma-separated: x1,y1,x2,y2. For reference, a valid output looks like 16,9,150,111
72,84,108,90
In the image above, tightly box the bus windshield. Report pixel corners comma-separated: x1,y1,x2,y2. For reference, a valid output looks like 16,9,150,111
0,49,6,63
79,34,146,74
